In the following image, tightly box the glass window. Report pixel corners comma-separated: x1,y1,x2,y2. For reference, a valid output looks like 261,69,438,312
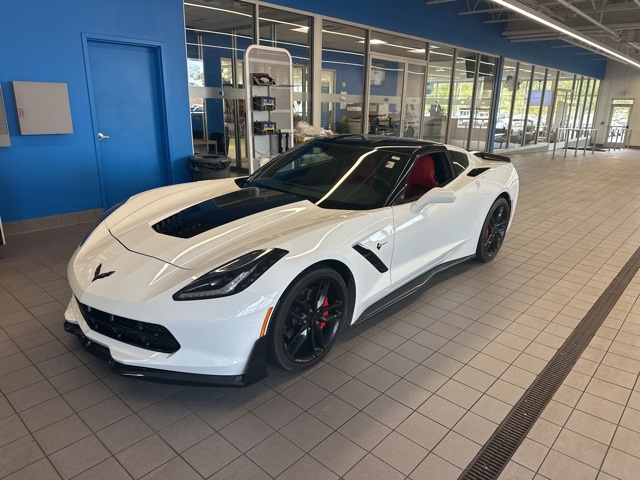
369,31,428,61
585,79,600,129
511,63,532,147
550,71,575,144
448,49,477,149
259,7,311,125
184,1,254,170
537,69,556,144
470,55,498,150
527,67,547,144
321,21,366,134
423,44,454,143
495,59,517,150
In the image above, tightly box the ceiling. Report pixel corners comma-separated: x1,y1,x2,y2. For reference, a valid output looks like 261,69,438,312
443,0,640,66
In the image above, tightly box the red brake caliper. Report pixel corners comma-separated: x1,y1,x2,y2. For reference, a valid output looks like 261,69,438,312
318,296,329,329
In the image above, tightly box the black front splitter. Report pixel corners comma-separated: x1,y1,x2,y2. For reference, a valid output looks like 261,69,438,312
64,321,267,388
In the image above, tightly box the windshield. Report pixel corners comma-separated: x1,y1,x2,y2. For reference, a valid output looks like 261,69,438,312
247,142,411,210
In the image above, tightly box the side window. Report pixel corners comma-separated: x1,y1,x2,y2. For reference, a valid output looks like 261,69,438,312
449,150,470,177
401,151,454,202
431,152,454,186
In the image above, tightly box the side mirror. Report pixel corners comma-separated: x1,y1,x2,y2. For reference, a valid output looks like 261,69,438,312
410,188,456,214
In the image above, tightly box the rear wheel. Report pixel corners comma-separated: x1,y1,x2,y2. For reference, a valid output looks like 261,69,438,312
269,268,348,372
476,198,510,262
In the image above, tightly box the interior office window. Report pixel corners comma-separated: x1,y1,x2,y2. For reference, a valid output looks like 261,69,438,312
184,1,254,170
259,7,311,125
495,59,517,150
470,55,498,151
321,21,366,133
424,44,454,143
447,49,476,149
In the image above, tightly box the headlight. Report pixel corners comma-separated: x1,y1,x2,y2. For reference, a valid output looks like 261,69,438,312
173,248,288,301
79,200,125,247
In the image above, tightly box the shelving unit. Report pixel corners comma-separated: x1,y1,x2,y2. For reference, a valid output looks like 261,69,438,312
244,45,294,173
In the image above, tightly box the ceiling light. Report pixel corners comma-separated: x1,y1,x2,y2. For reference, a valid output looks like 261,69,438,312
491,0,640,69
408,48,427,53
290,26,310,33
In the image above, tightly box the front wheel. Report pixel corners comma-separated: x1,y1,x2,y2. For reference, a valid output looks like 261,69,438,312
476,197,510,262
268,268,349,372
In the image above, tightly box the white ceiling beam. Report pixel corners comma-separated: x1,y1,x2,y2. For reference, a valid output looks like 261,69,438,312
491,0,640,68
555,0,621,41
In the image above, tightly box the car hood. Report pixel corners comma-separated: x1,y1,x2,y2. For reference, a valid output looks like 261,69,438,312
104,179,357,270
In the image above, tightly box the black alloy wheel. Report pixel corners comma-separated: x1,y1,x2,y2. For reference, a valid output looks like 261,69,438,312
477,197,510,262
269,268,348,371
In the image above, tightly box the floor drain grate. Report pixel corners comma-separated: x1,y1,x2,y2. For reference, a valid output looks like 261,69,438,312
460,247,640,480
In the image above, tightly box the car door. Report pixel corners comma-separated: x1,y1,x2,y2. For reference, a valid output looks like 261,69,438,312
389,148,478,287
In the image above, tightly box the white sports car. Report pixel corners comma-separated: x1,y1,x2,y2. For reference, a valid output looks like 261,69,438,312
64,136,519,387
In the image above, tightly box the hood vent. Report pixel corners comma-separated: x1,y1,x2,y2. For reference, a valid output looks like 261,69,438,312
152,187,301,239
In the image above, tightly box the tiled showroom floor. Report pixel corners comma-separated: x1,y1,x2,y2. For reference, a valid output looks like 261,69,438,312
1,147,640,480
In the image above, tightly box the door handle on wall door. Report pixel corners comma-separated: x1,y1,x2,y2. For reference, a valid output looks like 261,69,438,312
97,132,110,140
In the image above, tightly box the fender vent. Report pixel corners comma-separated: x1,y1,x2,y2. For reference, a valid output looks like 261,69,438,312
353,244,388,273
467,167,490,177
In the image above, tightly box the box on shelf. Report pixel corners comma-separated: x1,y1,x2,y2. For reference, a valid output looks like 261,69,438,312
254,121,276,135
253,96,276,111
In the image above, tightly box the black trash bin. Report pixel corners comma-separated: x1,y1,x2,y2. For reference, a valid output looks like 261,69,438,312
189,154,231,181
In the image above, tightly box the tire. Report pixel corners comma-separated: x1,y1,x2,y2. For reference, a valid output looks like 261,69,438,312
268,267,348,372
476,197,510,263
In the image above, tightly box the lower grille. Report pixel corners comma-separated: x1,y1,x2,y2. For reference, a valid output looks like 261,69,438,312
77,300,180,353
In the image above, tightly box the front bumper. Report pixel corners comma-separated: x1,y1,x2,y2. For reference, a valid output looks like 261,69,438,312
64,320,267,387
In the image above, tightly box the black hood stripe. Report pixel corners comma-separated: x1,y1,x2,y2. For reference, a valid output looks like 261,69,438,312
152,187,302,238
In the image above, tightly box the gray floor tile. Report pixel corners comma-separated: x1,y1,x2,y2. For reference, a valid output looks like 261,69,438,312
3,458,62,480
115,434,176,479
247,433,304,477
140,456,201,480
362,394,412,429
372,431,428,475
19,396,74,432
182,432,241,477
209,455,271,480
410,453,462,480
278,454,339,480
158,413,214,453
97,414,153,454
344,453,404,480
0,414,29,448
311,431,367,476
397,411,448,450
33,414,90,455
48,435,110,480
220,412,275,452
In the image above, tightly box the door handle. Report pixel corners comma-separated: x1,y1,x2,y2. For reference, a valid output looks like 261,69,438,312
98,132,110,140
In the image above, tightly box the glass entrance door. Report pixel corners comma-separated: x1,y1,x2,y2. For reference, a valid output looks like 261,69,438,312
606,100,634,147
368,56,426,138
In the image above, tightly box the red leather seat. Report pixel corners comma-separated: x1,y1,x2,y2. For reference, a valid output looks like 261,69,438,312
405,154,439,198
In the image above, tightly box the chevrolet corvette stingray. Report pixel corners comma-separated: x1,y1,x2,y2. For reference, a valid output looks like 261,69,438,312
64,135,519,387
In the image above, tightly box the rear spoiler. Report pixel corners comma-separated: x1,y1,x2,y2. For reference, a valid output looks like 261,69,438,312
470,151,511,163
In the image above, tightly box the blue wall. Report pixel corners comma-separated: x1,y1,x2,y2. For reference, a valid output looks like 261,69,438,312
267,0,607,79
0,0,192,222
